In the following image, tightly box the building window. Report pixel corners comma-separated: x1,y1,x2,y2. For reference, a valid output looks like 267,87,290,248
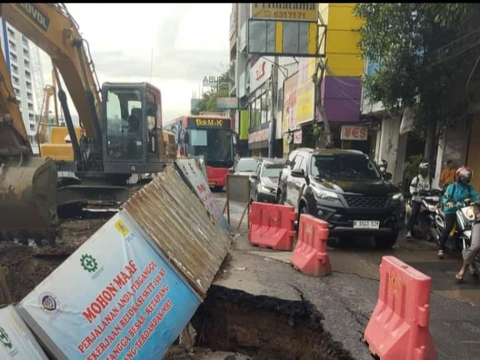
10,52,17,62
30,123,35,131
22,36,28,46
26,81,32,90
28,103,34,111
29,113,34,121
8,40,16,50
261,93,268,124
27,92,33,100
24,59,30,67
23,48,29,57
8,28,14,37
12,76,19,84
255,97,261,127
11,64,19,74
25,70,31,79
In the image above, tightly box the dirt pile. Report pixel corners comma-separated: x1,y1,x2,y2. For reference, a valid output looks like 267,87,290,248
0,215,109,302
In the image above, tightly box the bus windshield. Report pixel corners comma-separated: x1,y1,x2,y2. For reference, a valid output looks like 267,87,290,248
186,128,234,167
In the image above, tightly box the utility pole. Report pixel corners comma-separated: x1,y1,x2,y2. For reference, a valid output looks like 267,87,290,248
149,48,154,83
268,56,279,158
313,58,333,148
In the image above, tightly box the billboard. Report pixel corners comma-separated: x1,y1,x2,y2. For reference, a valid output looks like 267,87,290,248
17,213,201,360
247,4,319,57
216,97,238,109
295,58,316,125
283,72,298,133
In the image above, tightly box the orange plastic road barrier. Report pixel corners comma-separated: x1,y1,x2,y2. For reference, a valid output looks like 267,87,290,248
364,256,437,360
290,214,331,276
248,202,296,250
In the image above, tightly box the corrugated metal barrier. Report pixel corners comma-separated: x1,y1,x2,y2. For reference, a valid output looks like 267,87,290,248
124,166,232,298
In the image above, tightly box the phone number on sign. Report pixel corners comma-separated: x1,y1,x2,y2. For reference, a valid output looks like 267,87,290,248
263,10,308,20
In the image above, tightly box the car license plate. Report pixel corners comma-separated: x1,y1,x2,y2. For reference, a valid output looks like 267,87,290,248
353,220,380,229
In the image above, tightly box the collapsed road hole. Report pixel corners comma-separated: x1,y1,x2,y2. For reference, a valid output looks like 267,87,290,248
191,285,355,360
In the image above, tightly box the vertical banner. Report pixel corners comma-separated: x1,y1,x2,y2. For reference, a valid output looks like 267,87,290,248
18,213,201,360
0,306,48,360
283,73,298,133
175,159,230,231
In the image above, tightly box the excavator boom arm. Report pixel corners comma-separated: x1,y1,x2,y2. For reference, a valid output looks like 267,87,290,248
0,48,31,156
0,3,102,139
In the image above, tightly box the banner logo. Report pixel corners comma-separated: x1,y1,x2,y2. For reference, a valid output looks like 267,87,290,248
0,326,12,349
39,292,61,315
81,254,99,273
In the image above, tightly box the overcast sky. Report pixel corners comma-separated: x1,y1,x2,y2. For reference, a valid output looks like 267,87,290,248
38,3,231,123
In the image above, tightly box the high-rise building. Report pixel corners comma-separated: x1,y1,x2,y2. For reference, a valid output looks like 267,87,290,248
0,18,38,152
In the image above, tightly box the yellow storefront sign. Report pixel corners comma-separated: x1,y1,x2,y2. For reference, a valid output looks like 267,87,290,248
294,58,316,126
251,3,318,22
296,81,315,125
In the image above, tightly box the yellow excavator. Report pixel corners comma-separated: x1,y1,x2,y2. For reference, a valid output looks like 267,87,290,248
36,82,59,145
0,3,176,244
35,66,86,159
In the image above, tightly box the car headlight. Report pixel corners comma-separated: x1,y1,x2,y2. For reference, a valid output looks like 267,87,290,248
392,192,404,202
313,188,339,201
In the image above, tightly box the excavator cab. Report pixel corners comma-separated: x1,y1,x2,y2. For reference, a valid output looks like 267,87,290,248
102,82,168,175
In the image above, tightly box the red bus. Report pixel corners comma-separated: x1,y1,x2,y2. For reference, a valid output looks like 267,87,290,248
166,115,237,189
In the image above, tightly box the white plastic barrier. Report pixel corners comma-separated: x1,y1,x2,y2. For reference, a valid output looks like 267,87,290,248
17,212,202,360
0,305,48,359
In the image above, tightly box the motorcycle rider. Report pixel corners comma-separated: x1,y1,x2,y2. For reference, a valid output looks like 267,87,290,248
406,162,431,239
439,166,479,259
455,200,480,282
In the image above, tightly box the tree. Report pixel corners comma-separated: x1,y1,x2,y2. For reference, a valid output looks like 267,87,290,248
192,67,232,115
354,3,480,180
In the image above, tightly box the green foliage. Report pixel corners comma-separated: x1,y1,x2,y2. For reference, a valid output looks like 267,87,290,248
404,154,424,180
354,3,479,128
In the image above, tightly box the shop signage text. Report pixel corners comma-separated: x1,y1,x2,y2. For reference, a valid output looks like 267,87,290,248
256,62,266,80
340,126,368,141
216,97,238,109
248,128,269,144
250,57,272,92
250,3,318,22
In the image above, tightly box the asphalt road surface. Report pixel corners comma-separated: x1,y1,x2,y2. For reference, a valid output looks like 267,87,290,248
213,190,480,307
213,190,480,359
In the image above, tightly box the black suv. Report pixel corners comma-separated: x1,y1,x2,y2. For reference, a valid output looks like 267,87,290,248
277,148,405,249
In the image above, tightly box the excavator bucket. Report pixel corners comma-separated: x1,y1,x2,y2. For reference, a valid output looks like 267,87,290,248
0,157,59,244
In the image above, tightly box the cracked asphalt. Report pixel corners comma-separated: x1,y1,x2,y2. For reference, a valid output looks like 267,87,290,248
213,191,480,360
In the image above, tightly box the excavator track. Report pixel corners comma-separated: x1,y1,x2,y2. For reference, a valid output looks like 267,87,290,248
0,157,59,246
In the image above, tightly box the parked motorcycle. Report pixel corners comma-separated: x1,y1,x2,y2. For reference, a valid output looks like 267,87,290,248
408,189,442,241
